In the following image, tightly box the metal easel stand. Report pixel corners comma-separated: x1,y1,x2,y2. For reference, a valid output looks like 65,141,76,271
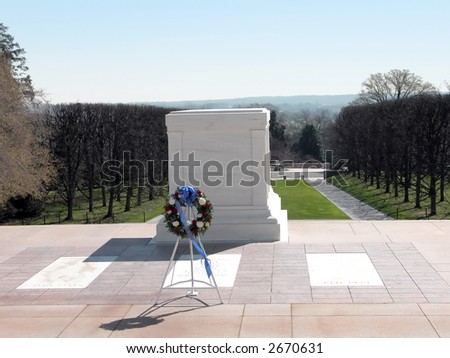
155,206,223,305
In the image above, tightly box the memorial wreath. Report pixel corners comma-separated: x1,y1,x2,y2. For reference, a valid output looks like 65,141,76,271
164,186,213,238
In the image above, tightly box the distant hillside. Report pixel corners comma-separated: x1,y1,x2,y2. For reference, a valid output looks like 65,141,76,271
138,94,357,112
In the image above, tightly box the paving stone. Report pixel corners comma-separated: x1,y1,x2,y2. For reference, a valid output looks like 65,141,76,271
292,316,438,337
240,316,292,337
427,316,450,337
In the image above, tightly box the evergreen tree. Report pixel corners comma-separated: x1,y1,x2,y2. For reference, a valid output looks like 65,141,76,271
292,124,322,160
269,108,286,141
0,23,34,99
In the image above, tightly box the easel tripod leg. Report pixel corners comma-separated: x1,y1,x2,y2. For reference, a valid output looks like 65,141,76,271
187,238,198,296
155,238,180,304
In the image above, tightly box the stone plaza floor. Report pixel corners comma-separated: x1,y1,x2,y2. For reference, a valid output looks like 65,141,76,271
1,220,450,337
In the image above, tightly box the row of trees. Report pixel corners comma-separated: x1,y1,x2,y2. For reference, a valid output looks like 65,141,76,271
334,93,450,216
46,103,172,220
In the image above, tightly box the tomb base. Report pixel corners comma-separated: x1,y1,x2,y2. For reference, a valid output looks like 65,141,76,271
154,188,288,244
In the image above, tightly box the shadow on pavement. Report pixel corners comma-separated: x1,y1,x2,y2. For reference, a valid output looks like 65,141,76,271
100,296,219,331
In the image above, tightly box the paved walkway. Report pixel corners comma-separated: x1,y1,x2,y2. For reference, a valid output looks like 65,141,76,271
1,221,450,337
310,180,391,220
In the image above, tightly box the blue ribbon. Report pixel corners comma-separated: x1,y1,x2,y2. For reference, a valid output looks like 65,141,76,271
177,185,197,206
173,186,212,278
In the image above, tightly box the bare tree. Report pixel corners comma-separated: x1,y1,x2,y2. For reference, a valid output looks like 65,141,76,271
78,104,102,212
355,69,436,104
45,104,88,220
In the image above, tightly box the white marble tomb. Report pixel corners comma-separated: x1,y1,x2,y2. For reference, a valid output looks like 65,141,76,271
154,108,288,243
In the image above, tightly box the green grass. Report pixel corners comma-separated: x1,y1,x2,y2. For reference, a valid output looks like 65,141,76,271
9,187,167,225
329,174,450,220
272,180,350,220
9,180,352,225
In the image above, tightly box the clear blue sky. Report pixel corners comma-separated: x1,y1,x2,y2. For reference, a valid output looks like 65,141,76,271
2,0,449,103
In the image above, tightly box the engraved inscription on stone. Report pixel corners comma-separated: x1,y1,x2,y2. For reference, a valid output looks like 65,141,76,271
18,256,117,289
307,253,384,287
